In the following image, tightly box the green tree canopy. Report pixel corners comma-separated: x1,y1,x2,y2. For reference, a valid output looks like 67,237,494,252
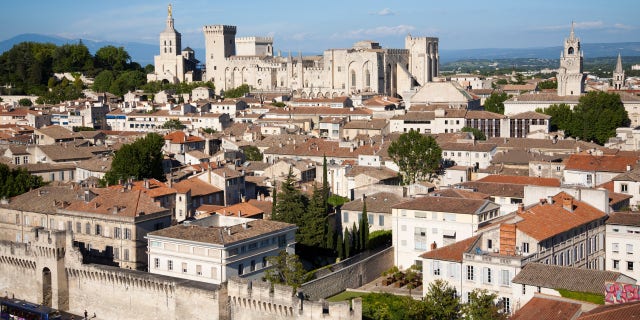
537,103,573,133
92,70,116,93
483,92,510,114
223,84,250,98
572,91,629,145
537,80,557,90
388,130,442,184
18,98,33,106
461,127,486,140
242,145,263,161
299,184,328,248
95,45,131,71
264,251,311,292
272,167,307,226
462,289,506,320
0,163,45,198
424,279,461,319
52,43,93,73
103,133,165,185
161,119,186,130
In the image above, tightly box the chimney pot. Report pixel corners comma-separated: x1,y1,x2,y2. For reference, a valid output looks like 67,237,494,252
517,203,525,213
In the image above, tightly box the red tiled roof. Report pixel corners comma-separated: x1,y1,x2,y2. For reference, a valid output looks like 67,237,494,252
173,178,222,196
564,154,639,173
476,175,561,187
163,131,205,144
215,202,264,218
578,301,640,319
393,196,494,215
513,192,606,241
510,295,582,320
419,235,480,262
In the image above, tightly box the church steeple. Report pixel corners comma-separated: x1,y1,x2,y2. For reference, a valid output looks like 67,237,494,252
557,22,585,96
569,21,575,41
166,4,175,31
613,52,625,90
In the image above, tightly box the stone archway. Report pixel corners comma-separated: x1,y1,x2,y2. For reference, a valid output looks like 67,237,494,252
42,267,52,307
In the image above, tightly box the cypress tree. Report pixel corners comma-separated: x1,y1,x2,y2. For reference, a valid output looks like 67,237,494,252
360,199,370,250
322,155,329,213
300,184,327,248
325,218,335,250
352,222,359,254
271,183,277,220
344,228,351,258
336,232,344,259
273,167,306,226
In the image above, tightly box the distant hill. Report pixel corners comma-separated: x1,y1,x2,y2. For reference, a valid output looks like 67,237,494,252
2,33,640,66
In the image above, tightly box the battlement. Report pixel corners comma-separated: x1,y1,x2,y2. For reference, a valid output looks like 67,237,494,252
203,25,237,34
236,36,273,43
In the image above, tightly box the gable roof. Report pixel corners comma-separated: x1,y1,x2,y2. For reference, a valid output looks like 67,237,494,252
65,188,169,218
512,262,628,294
419,235,480,262
341,192,404,213
476,175,561,187
606,212,640,227
164,131,205,144
393,196,497,215
578,301,640,320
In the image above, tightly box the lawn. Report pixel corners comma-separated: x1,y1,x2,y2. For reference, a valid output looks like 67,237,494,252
326,291,367,302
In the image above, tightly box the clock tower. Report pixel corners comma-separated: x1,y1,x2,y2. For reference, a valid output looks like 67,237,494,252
557,22,585,96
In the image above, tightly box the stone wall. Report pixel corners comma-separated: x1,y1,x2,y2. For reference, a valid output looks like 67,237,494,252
301,247,394,300
227,278,361,320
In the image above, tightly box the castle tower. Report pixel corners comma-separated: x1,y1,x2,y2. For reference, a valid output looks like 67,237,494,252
557,22,585,96
405,35,439,86
203,25,237,93
613,52,625,90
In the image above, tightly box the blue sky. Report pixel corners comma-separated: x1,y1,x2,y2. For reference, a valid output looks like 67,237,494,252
2,0,638,52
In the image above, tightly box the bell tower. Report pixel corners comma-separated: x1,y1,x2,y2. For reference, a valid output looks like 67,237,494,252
613,53,625,90
557,22,585,96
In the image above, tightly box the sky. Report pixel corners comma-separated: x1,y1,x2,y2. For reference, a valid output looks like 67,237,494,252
1,0,639,53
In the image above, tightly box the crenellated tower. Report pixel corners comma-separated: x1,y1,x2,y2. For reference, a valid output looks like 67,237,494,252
203,25,237,93
405,35,439,86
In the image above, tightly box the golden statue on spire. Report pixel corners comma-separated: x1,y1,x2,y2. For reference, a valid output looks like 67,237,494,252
168,3,172,17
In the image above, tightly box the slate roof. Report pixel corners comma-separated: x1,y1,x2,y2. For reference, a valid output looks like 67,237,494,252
148,219,296,246
419,235,480,262
512,263,627,294
393,196,496,215
510,295,583,320
341,192,404,213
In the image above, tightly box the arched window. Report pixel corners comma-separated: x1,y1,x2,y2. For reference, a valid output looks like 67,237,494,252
568,47,574,55
351,70,356,87
365,70,371,87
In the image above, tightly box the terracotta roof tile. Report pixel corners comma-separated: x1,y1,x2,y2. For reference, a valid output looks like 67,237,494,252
429,189,490,200
564,154,639,172
173,178,222,196
163,131,205,144
393,196,497,215
65,188,169,217
419,235,480,262
476,175,560,187
578,301,640,319
510,295,582,320
607,212,640,227
214,202,264,218
341,192,404,213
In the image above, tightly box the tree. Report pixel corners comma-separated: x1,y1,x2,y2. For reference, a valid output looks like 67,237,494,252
462,289,506,320
387,130,442,184
103,133,165,185
571,91,629,145
223,84,250,98
95,46,131,71
461,127,486,141
404,264,421,297
359,199,369,251
264,251,310,292
18,98,32,106
343,228,351,258
93,70,115,93
0,164,44,198
322,156,329,214
483,92,510,114
161,119,186,130
424,279,461,320
538,103,573,133
272,167,307,226
537,80,557,89
336,232,344,259
298,184,327,248
243,145,263,161
351,222,359,254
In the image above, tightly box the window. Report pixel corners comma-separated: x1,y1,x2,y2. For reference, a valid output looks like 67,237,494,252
621,184,629,193
379,215,384,226
487,239,493,250
67,221,72,231
627,244,633,254
262,257,268,268
85,223,91,235
500,269,510,286
483,268,492,283
114,227,121,239
433,261,440,275
196,265,202,276
250,260,256,272
612,243,619,253
123,249,129,261
113,248,119,260
522,284,526,295
23,156,28,164
182,262,188,273
154,258,160,269
238,264,244,275
501,297,510,314
278,235,287,248
343,212,349,223
124,228,132,240
351,70,356,87
628,261,634,271
613,259,620,270
586,174,593,185
168,260,173,271
367,214,373,225
95,224,102,236
466,266,474,281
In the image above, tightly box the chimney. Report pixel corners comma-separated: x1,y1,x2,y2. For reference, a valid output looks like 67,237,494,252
517,203,525,213
627,164,632,171
144,178,150,189
547,195,554,205
563,197,573,212
238,210,242,217
430,242,437,250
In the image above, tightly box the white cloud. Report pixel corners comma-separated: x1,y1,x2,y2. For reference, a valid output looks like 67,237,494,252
334,25,415,39
374,8,395,16
613,23,635,30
